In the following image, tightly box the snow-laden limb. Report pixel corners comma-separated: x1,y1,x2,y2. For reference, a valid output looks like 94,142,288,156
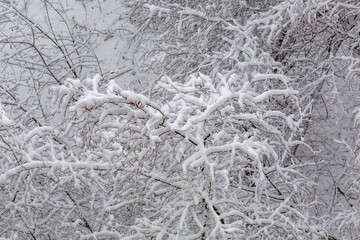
251,2,360,239
128,72,322,239
0,68,323,239
123,0,272,87
49,70,321,238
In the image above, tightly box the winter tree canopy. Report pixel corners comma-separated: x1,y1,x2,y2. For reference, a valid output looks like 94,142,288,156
1,0,360,239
